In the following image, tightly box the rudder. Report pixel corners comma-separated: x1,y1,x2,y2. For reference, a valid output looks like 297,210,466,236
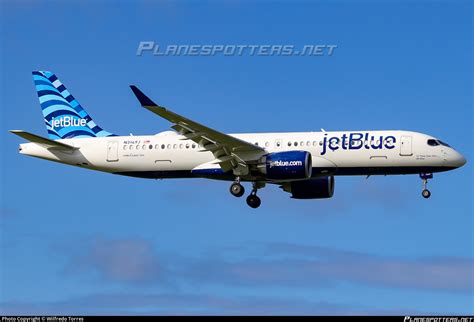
32,71,115,139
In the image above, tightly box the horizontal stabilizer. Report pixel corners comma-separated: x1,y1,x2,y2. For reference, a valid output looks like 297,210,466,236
10,130,78,150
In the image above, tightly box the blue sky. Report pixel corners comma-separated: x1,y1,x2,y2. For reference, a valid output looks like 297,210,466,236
0,0,472,315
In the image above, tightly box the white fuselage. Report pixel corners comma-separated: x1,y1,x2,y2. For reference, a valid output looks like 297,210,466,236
18,130,466,181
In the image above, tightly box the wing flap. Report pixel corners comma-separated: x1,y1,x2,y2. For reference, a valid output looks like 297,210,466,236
130,86,264,152
130,85,266,176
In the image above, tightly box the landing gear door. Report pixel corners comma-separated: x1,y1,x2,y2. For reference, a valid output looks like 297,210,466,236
400,136,413,156
107,141,119,162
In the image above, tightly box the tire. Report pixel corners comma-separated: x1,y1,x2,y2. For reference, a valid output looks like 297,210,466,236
230,183,245,197
422,189,431,199
246,194,261,208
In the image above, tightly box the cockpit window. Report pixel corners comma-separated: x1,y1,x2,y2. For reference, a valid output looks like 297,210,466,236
428,139,451,147
438,140,451,147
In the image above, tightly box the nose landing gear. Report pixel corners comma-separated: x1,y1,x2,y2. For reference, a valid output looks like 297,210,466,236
420,173,433,199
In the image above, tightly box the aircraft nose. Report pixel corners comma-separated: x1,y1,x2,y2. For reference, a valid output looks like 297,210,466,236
449,150,466,168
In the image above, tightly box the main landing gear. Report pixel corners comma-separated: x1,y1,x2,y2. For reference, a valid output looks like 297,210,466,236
420,173,433,199
230,178,245,198
246,183,262,209
229,179,263,208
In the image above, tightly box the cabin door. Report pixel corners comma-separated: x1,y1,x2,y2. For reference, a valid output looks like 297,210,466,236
400,136,413,156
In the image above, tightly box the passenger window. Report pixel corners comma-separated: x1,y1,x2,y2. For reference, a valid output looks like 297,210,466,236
306,141,310,146
136,145,140,150
129,145,133,150
265,142,270,147
186,143,190,149
288,142,292,147
294,142,298,146
142,145,146,150
123,145,127,150
167,144,171,149
149,145,153,150
313,141,317,146
155,144,159,149
300,141,304,146
192,144,196,149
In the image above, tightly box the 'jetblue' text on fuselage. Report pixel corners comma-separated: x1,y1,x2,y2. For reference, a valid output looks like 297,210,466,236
321,133,396,155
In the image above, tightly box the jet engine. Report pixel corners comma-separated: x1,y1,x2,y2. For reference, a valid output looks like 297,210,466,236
259,151,312,181
281,176,335,199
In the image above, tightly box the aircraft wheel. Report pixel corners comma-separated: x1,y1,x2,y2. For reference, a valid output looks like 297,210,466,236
422,189,431,199
230,182,245,197
246,194,261,208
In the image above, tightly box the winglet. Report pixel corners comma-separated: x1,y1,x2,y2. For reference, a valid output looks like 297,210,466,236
130,85,158,107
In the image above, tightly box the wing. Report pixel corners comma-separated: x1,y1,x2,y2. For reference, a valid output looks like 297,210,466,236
130,86,265,175
10,130,78,151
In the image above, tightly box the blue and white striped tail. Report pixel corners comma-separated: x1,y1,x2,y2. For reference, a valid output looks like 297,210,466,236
32,71,115,139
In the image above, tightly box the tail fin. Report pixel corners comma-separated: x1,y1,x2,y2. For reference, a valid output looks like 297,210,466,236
32,71,115,139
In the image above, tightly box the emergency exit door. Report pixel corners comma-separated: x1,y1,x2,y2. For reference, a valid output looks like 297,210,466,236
107,141,119,162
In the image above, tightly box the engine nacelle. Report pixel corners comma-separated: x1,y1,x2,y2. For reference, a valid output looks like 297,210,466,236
260,151,312,181
282,176,335,199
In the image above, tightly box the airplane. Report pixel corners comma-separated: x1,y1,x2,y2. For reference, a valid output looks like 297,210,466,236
10,71,467,208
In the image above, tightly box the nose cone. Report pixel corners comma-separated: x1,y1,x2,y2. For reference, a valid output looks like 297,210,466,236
449,150,466,168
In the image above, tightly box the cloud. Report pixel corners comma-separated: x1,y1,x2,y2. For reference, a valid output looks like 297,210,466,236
0,207,18,223
261,243,474,292
3,237,471,315
64,237,474,293
177,244,474,293
0,292,434,315
65,237,165,284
